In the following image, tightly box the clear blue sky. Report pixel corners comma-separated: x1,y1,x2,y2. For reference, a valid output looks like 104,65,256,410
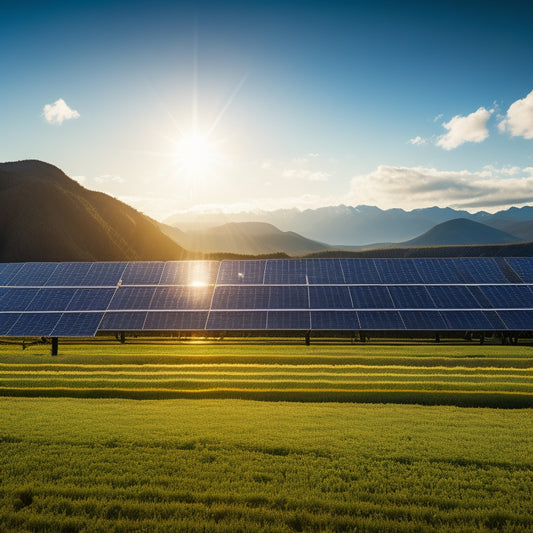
2,0,533,219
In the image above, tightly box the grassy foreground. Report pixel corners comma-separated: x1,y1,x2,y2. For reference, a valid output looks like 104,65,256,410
1,398,532,532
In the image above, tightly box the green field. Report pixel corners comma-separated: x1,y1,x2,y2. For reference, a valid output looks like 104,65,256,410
0,340,532,531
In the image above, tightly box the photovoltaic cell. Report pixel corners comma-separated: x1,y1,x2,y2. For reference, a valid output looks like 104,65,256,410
216,260,266,284
0,313,21,335
268,286,308,309
82,263,127,286
0,288,39,311
388,286,436,309
349,286,394,309
426,286,481,309
206,311,267,330
0,264,24,285
306,259,345,284
7,312,62,337
66,288,115,311
340,259,382,284
51,312,104,337
267,311,310,330
25,288,77,311
505,258,533,283
159,261,219,285
309,286,352,309
374,259,423,284
311,310,358,330
144,311,208,330
99,312,147,331
414,258,464,284
440,311,505,330
399,311,446,330
121,262,164,285
475,285,533,308
108,286,156,310
264,260,307,284
45,263,92,286
454,258,509,283
211,286,270,309
497,310,533,330
8,263,58,286
357,311,405,330
150,286,213,310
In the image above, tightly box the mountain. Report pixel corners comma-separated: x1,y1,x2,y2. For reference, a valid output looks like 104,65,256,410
0,160,187,262
160,221,328,255
401,218,521,247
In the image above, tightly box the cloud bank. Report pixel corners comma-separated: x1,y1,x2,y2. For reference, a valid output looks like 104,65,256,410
498,89,533,139
42,98,80,125
436,107,492,150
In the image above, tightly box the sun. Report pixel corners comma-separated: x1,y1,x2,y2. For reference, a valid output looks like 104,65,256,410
174,133,216,177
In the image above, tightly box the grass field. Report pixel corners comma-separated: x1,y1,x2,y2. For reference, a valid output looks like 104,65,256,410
0,339,532,531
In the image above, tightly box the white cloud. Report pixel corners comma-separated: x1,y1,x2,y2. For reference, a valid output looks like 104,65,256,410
348,164,533,211
436,107,492,150
282,168,330,182
498,89,533,139
42,98,80,125
94,174,124,184
409,136,426,145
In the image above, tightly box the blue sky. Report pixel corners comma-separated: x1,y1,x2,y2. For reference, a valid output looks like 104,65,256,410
2,0,533,219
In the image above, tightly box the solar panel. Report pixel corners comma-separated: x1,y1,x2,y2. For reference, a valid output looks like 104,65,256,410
264,259,307,284
388,286,436,309
340,259,382,284
0,264,24,286
150,286,213,310
0,288,39,311
374,259,423,284
121,262,164,285
267,311,310,330
216,260,266,284
7,312,62,337
51,312,104,337
414,258,464,284
25,288,77,311
349,286,394,309
66,288,115,311
426,286,481,309
159,261,219,285
357,310,405,330
0,313,21,335
8,263,59,286
81,262,127,286
144,311,208,330
211,286,270,310
206,311,267,330
505,258,533,283
399,310,446,330
268,286,309,309
306,259,345,284
496,310,533,330
108,286,156,310
45,263,92,286
474,285,533,308
309,286,352,309
311,310,359,330
99,311,147,331
454,258,509,283
440,311,506,330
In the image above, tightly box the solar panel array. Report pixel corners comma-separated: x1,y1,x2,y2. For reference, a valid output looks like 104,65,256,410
0,258,532,337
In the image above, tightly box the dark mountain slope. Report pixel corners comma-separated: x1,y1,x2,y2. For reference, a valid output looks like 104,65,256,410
0,160,187,261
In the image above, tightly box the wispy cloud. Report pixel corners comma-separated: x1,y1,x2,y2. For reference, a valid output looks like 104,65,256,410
436,107,492,150
498,89,533,139
409,136,426,145
42,98,80,125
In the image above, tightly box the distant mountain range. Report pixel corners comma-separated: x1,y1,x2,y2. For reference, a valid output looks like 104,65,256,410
0,160,186,262
165,204,533,245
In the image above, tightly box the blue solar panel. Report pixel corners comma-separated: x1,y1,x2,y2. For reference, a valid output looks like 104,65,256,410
374,259,423,284
309,286,352,309
267,311,310,330
268,286,308,309
45,263,92,286
311,310,359,330
475,285,533,308
144,311,208,330
388,286,436,309
7,313,62,336
306,259,345,284
108,286,156,310
150,286,213,310
66,288,115,311
426,286,481,309
264,260,307,284
51,312,104,337
349,286,394,309
216,260,266,284
8,263,59,286
0,264,24,286
25,288,77,311
206,311,267,330
121,262,164,285
211,286,270,309
414,259,464,284
399,311,446,330
340,259,382,284
357,311,405,330
0,313,22,335
497,310,533,330
159,261,219,285
81,263,127,286
454,258,508,283
99,312,147,330
0,288,39,311
441,311,506,330
505,258,533,283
